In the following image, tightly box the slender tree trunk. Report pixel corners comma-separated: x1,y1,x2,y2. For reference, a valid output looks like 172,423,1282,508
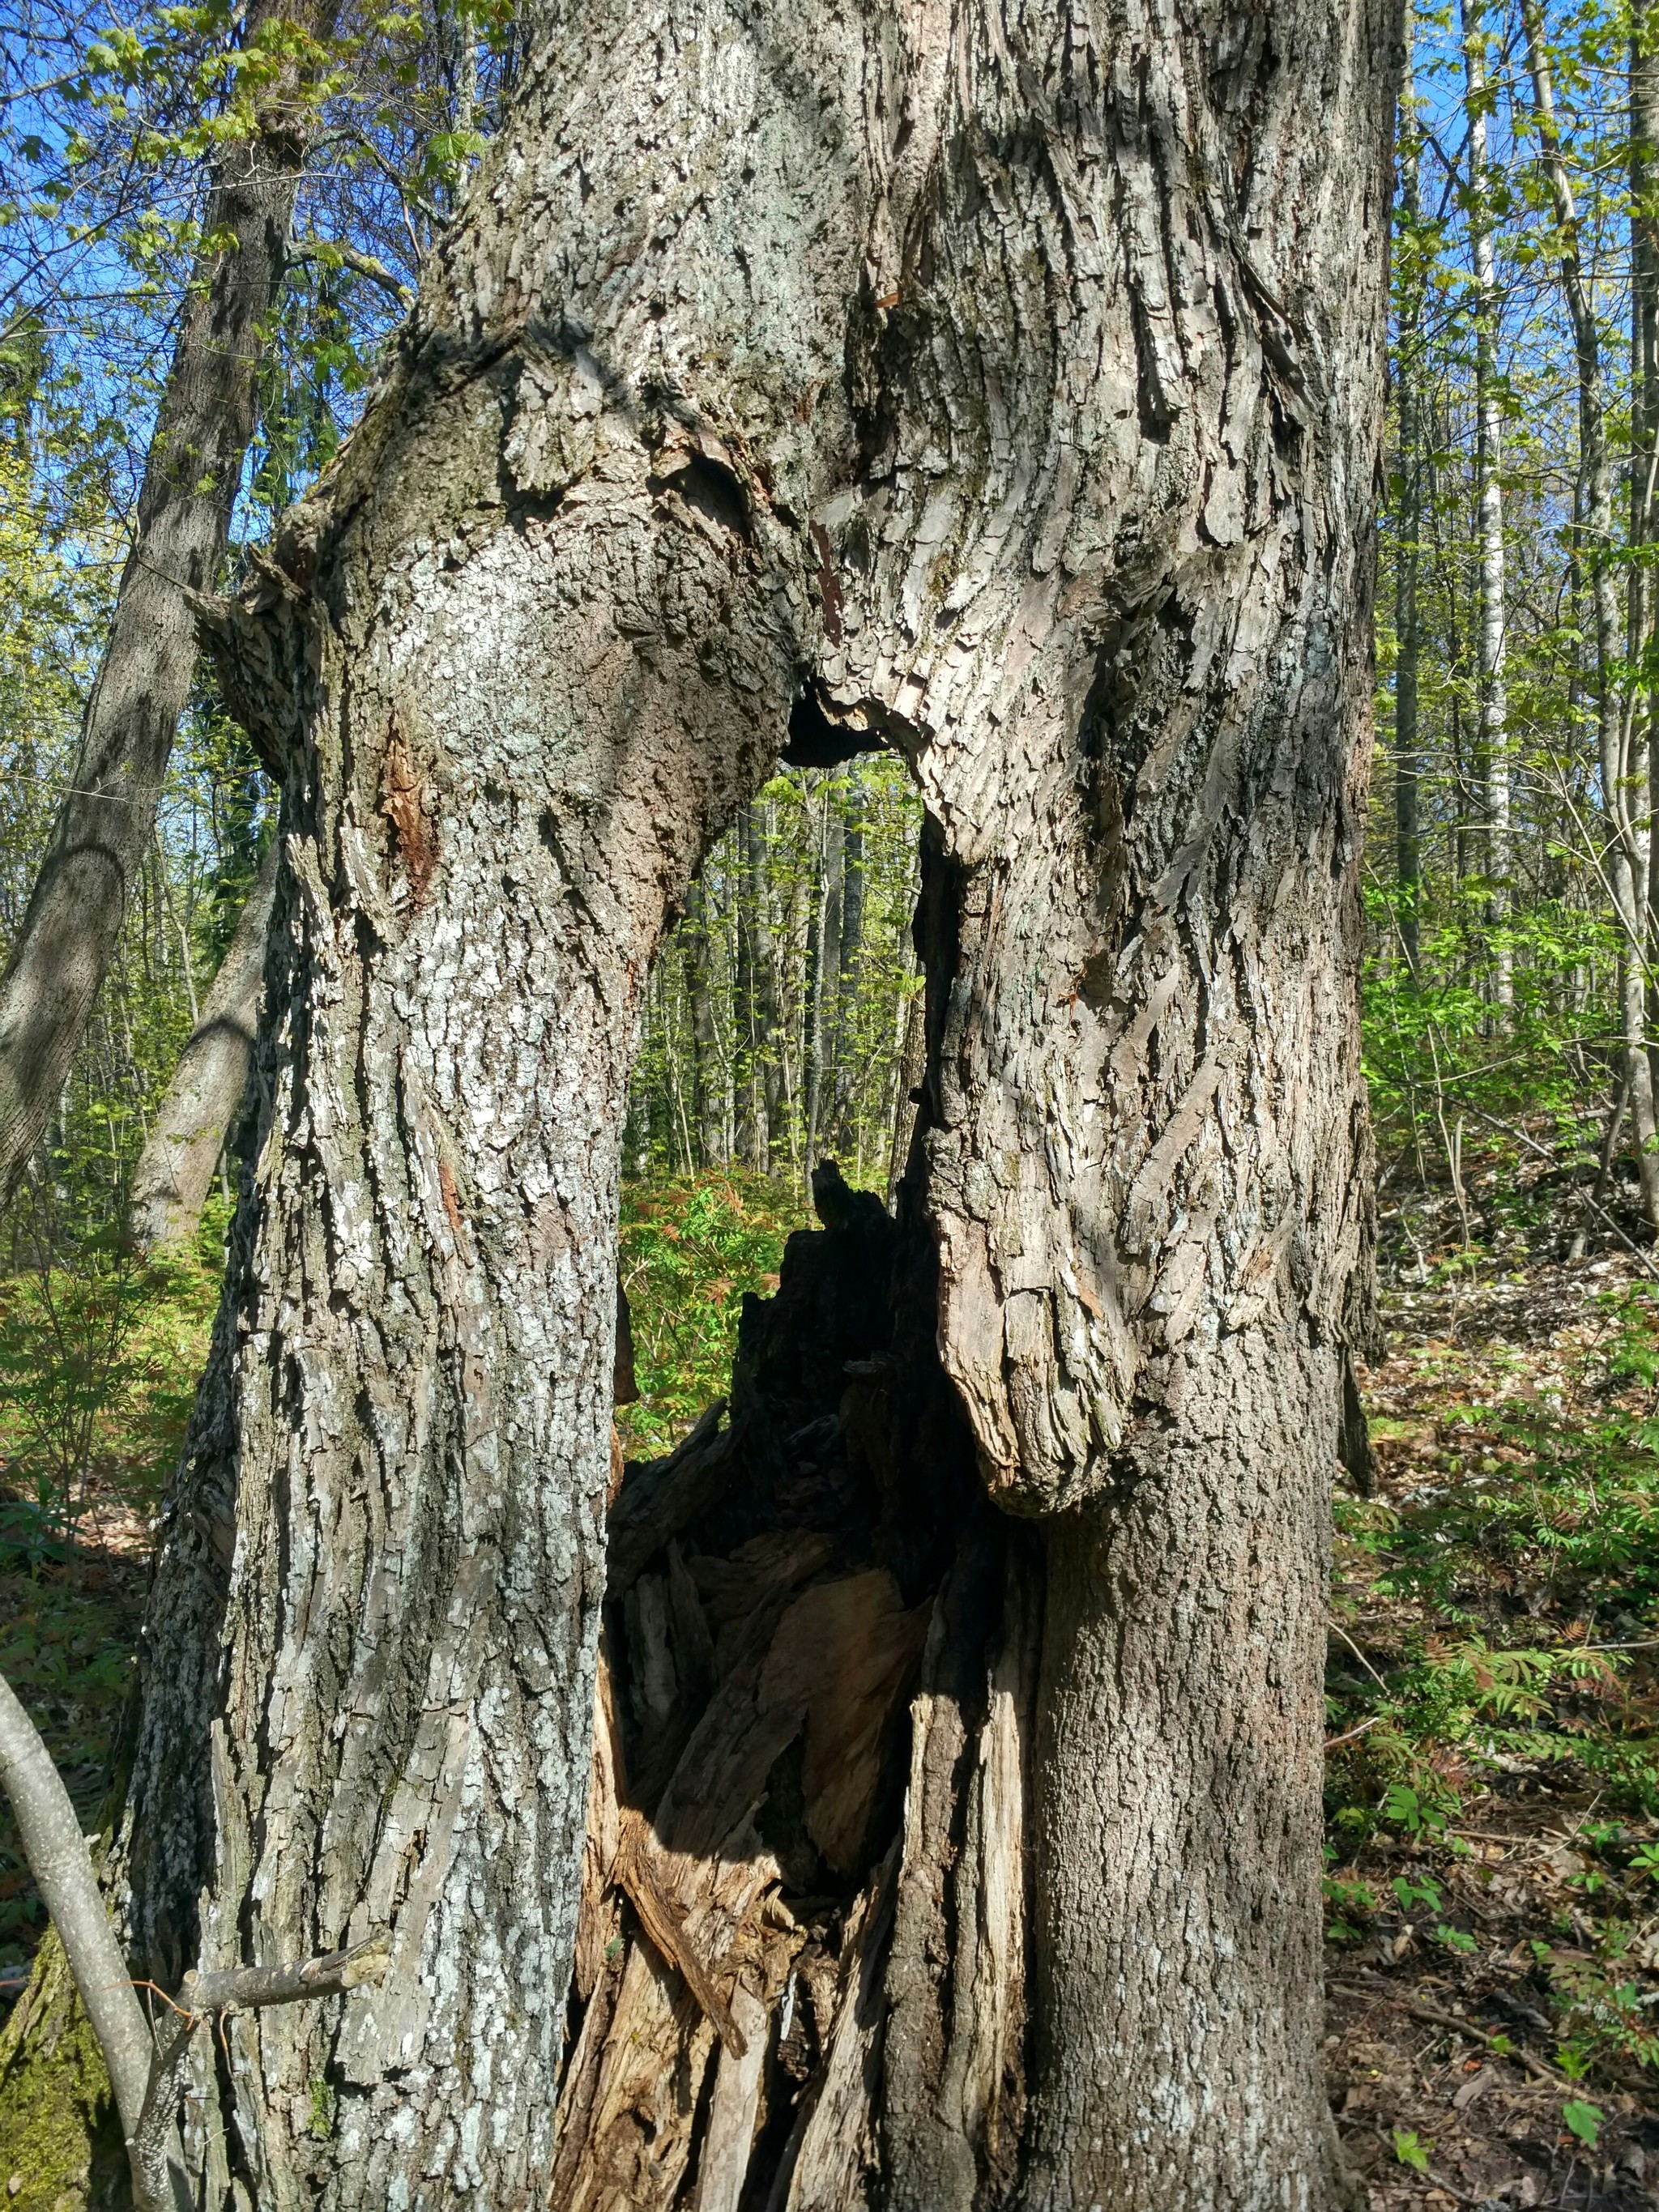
831,782,865,1153
684,875,726,1168
0,0,322,1200
732,815,761,1167
747,800,784,1168
1524,0,1659,1227
97,1,1395,2202
1632,7,1659,1099
1396,2,1423,981
128,841,279,1251
1462,0,1512,1007
887,983,926,1208
804,793,842,1171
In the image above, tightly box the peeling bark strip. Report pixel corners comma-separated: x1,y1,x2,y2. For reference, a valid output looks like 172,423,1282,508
111,0,1392,2203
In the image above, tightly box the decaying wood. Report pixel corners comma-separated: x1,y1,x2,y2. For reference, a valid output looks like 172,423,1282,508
574,1650,624,2002
552,1186,1026,2210
690,1982,770,2212
760,1571,930,1876
609,1403,734,1591
773,1848,898,2212
615,1812,749,2058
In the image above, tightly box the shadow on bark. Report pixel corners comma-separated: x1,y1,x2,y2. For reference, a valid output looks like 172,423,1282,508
559,1160,1040,2211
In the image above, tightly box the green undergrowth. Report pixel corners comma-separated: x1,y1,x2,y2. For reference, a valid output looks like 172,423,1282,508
615,1170,806,1458
1325,1256,1659,2091
0,1215,221,1987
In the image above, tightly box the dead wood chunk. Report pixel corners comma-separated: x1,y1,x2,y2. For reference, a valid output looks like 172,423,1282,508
667,1540,716,1689
617,1810,748,2057
557,1939,717,2212
651,1673,806,1869
575,1650,625,2001
690,1530,839,1681
689,1980,770,2212
689,1530,838,1630
761,1571,931,1875
550,1943,624,2206
610,1401,733,1592
772,1847,899,2212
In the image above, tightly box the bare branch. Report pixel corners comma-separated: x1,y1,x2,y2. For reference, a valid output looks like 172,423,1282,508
1,1668,391,2207
288,233,414,308
0,1670,190,2212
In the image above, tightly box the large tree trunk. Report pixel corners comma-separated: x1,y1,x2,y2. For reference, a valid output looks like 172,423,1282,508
100,1,1394,2204
128,841,279,1251
0,0,321,1201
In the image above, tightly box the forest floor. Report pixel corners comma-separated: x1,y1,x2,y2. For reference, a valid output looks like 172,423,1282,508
2,1170,1659,2203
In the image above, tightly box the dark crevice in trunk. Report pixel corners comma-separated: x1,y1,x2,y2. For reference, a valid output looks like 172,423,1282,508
561,1149,1036,2210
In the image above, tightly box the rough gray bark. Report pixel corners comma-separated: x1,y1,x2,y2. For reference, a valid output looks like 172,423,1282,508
129,842,279,1251
0,0,320,1202
107,0,1393,2202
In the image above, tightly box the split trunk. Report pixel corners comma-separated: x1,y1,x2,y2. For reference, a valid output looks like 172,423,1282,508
83,0,1391,2204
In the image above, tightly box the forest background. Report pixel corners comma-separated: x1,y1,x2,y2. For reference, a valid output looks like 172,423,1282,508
5,0,1659,2198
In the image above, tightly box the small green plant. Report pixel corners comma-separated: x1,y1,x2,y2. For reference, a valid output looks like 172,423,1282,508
1380,1779,1456,1837
1561,2099,1603,2147
1392,2128,1432,2173
1435,1924,1478,1954
1391,1872,1443,1915
1321,1874,1378,1943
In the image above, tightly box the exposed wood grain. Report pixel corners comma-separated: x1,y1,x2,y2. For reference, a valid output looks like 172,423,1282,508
689,1981,770,2212
774,1848,898,2212
615,1811,748,2058
761,1572,929,1875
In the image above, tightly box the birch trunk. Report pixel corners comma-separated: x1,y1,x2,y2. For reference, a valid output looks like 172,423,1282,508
0,0,321,1200
101,0,1394,2202
684,876,727,1168
1396,0,1423,982
1461,0,1512,1007
1524,0,1659,1225
1632,7,1659,1098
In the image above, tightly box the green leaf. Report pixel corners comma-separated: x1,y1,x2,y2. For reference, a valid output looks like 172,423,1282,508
1561,2099,1603,2147
1392,2129,1431,2173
